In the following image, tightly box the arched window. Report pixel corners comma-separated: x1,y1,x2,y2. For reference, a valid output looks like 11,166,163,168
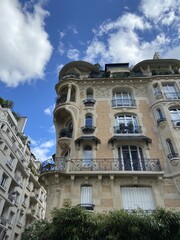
118,145,145,171
83,146,92,168
86,88,93,99
156,108,164,120
85,115,93,127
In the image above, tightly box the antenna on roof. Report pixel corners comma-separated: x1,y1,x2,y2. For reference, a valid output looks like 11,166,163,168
153,52,161,59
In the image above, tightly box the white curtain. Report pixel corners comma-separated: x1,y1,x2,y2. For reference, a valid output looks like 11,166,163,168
81,186,92,204
121,187,154,210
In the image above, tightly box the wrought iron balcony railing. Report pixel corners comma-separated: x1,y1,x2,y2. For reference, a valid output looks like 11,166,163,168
167,153,178,159
40,158,162,173
59,128,72,138
81,125,96,134
112,99,136,107
83,99,96,106
114,125,142,134
77,203,95,211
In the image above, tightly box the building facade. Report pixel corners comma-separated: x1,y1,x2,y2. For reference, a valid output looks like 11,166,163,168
0,106,46,240
40,54,180,219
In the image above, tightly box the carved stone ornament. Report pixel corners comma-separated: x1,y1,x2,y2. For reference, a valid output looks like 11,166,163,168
58,137,71,149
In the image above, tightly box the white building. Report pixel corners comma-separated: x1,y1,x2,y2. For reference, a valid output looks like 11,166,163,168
0,104,46,240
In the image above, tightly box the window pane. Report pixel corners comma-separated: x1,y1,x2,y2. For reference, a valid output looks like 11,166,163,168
85,116,92,126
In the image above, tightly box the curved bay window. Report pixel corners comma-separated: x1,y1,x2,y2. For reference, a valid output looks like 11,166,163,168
118,145,145,171
112,91,136,107
114,115,141,134
169,108,180,127
56,84,77,105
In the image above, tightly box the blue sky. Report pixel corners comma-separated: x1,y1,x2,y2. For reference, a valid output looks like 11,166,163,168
0,0,180,161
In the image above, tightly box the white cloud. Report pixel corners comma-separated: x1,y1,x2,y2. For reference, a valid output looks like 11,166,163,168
82,1,180,66
44,105,54,116
58,41,65,55
31,139,55,161
0,0,52,87
67,49,80,60
140,0,179,26
48,125,55,134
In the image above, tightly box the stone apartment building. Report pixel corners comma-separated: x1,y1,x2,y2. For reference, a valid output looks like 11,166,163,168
40,53,180,220
0,105,46,240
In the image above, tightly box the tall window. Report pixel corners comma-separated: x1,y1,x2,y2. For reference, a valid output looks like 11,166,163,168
166,139,177,159
80,185,93,208
112,91,135,107
121,187,154,211
0,173,8,189
169,108,180,126
163,84,179,99
156,108,164,120
118,145,145,171
83,146,92,167
85,115,93,127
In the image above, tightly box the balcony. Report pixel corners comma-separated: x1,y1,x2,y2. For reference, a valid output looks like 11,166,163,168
26,208,36,219
167,153,179,167
59,128,72,138
172,120,180,127
58,128,72,149
81,126,96,134
83,99,96,107
77,203,95,211
114,125,142,134
40,158,162,174
112,99,136,108
157,118,167,128
30,192,39,202
164,92,180,99
0,217,7,227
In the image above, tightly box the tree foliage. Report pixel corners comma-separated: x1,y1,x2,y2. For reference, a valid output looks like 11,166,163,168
21,207,180,240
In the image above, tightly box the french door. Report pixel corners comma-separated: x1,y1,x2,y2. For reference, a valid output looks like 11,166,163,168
118,145,145,171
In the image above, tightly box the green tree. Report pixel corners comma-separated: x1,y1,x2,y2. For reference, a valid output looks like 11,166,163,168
0,97,14,109
21,208,180,240
21,220,50,240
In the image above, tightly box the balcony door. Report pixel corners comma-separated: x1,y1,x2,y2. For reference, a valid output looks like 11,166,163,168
83,146,92,168
118,145,145,171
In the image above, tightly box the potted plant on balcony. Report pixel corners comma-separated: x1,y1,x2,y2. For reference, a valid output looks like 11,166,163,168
119,123,126,133
127,121,134,133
